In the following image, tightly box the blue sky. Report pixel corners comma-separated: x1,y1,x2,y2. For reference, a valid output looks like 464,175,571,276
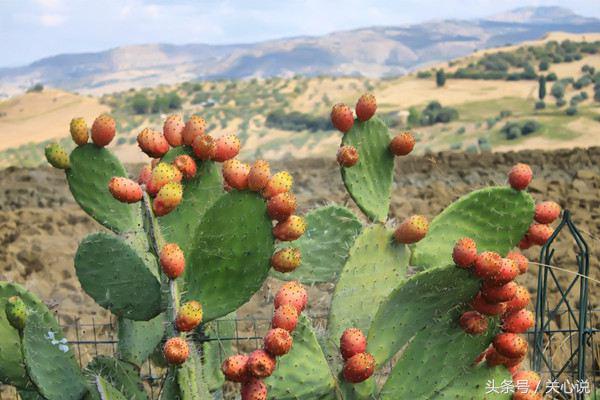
1,0,599,67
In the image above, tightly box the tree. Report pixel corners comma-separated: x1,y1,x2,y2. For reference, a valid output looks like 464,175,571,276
538,76,546,100
131,93,150,114
436,69,446,87
539,60,549,71
551,82,565,100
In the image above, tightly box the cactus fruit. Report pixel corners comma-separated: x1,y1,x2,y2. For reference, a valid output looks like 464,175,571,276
153,182,183,216
247,349,276,378
267,192,297,221
222,159,250,190
505,285,531,313
508,163,533,191
393,215,429,244
108,177,143,203
147,162,181,195
330,103,354,133
337,145,359,167
355,94,377,121
160,243,185,279
481,281,518,303
486,258,519,286
138,164,152,186
192,134,216,160
5,295,27,330
175,301,203,332
163,114,185,146
485,347,523,368
471,292,507,316
534,201,561,224
273,215,307,241
44,143,70,169
91,114,116,147
493,333,528,359
389,132,415,156
182,115,206,145
70,117,89,145
270,248,301,273
213,134,241,162
173,154,197,180
512,370,541,393
163,337,189,365
263,171,293,199
248,160,271,191
513,390,543,400
452,237,478,268
518,236,533,250
137,128,170,158
507,251,529,274
272,304,299,332
340,328,367,360
241,378,268,400
473,251,502,279
343,352,375,383
264,328,293,356
527,223,553,245
502,309,534,333
458,311,488,335
222,354,250,382
274,281,308,314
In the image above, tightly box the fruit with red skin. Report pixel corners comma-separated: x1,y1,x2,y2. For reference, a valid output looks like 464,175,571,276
508,163,533,191
213,134,240,162
137,128,169,158
175,300,203,332
159,243,185,279
473,251,502,279
138,164,153,186
502,309,534,333
482,281,518,303
505,285,531,314
108,177,143,203
534,200,561,224
337,145,359,167
147,163,181,196
343,352,375,383
70,117,89,146
393,215,429,244
153,182,183,216
247,349,276,379
274,281,308,313
91,114,116,147
493,332,528,358
330,103,354,133
263,171,293,199
518,236,533,250
513,391,543,400
182,115,206,145
471,292,507,316
452,237,478,268
163,114,185,146
270,248,301,273
163,337,189,365
459,311,489,335
241,378,267,400
264,328,293,356
273,215,306,241
512,370,541,393
389,132,415,156
192,134,216,160
267,192,297,221
473,347,490,365
485,347,523,368
340,328,367,360
271,304,299,332
248,160,271,191
222,159,250,190
221,354,249,383
507,251,529,275
355,94,377,121
527,223,553,246
174,155,197,180
486,258,519,286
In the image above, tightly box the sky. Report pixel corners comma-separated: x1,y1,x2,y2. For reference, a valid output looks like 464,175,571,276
1,0,599,67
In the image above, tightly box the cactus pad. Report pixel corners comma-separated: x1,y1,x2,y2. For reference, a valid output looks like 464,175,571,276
272,205,363,284
75,232,162,321
186,191,274,322
117,315,165,367
202,314,236,392
434,366,512,399
0,282,31,388
412,187,535,269
67,144,142,233
18,390,45,400
340,117,394,222
177,344,211,400
86,356,148,400
91,375,128,400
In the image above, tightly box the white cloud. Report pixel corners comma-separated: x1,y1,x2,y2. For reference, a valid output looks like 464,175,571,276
39,13,66,27
35,0,62,8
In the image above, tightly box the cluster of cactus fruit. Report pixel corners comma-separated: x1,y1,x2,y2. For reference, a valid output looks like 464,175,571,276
0,91,560,399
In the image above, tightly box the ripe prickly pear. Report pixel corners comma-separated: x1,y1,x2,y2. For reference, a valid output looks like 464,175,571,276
504,285,530,314
263,171,293,199
163,337,189,365
271,304,299,332
270,248,301,273
222,354,249,383
518,236,533,250
137,128,170,158
274,281,307,314
481,281,517,303
471,292,507,316
45,143,70,170
507,251,529,275
5,296,27,330
355,93,377,121
339,328,367,360
138,164,153,186
534,201,561,224
173,154,197,180
485,258,519,286
91,114,116,147
393,215,428,244
527,223,553,246
508,163,532,191
163,114,185,147
69,117,89,146
182,115,206,146
108,176,143,203
389,132,415,156
452,237,477,268
459,310,488,335
473,251,501,279
337,145,359,167
330,103,354,133
153,182,183,216
222,159,250,190
175,300,203,332
513,392,543,400
485,347,523,368
192,134,216,160
267,192,297,222
502,309,534,334
247,349,276,379
493,332,528,359
512,370,541,393
213,134,241,162
343,352,375,383
147,163,181,195
248,160,271,191
273,215,306,241
241,378,267,400
264,328,293,357
159,243,185,279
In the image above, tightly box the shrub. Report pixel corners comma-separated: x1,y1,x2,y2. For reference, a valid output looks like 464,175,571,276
534,101,546,110
265,110,331,132
539,60,549,71
131,93,151,114
521,120,540,135
456,127,466,135
551,82,565,99
26,83,44,93
417,71,432,79
556,99,567,107
418,101,458,125
573,75,592,89
436,69,446,87
465,144,479,153
566,106,578,116
546,73,558,81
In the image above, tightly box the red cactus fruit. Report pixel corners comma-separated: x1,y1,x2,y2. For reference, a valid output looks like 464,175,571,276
393,215,429,244
507,251,529,275
343,352,375,383
138,164,153,186
221,354,249,383
493,332,528,359
153,182,183,216
389,132,415,156
267,192,297,221
247,349,276,379
108,177,143,203
473,251,502,279
534,201,561,224
512,370,541,393
147,163,181,196
163,114,185,147
174,155,197,180
274,281,308,313
192,134,216,160
163,337,189,365
182,115,206,146
213,134,240,162
502,309,534,333
485,258,519,286
222,159,250,190
452,237,478,268
263,171,293,199
91,114,116,147
270,248,301,273
175,300,203,332
482,281,518,303
337,145,359,167
271,304,299,332
527,223,553,246
505,285,531,314
355,93,377,121
485,347,523,368
330,103,354,133
248,160,271,191
518,236,533,250
508,163,533,191
459,311,489,335
340,328,367,360
159,243,185,279
273,215,306,241
471,292,507,316
137,128,169,158
264,328,293,356
241,378,267,400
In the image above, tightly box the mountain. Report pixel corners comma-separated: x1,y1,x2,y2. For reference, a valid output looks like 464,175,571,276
1,6,599,96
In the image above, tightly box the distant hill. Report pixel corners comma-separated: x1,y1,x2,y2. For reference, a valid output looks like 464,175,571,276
1,6,599,96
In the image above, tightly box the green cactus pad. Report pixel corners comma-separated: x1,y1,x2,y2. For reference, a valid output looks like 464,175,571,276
86,356,148,400
379,315,498,399
271,205,363,284
17,389,45,400
75,232,162,321
328,225,409,355
22,311,88,400
186,191,274,322
159,369,181,400
159,147,223,254
341,117,394,222
202,314,236,392
117,315,165,367
177,344,211,400
67,144,142,233
412,187,535,269
266,315,336,399
434,366,512,400
92,375,128,400
367,264,480,366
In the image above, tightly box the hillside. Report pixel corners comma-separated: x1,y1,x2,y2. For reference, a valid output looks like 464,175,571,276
1,6,599,96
